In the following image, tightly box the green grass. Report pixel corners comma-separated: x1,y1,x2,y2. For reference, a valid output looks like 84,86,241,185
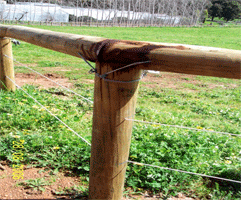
22,25,241,50
18,177,52,192
1,25,241,199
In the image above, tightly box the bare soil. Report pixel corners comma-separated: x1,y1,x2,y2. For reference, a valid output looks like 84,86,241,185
141,72,237,90
0,162,195,200
15,71,236,91
0,161,85,199
15,73,73,89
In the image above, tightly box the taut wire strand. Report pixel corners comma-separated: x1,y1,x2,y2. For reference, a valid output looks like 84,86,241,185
4,54,93,104
127,161,241,184
125,118,240,137
6,76,91,146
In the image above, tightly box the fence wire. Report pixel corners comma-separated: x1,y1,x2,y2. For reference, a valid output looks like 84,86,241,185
4,54,93,104
127,161,241,184
125,118,240,137
5,75,91,146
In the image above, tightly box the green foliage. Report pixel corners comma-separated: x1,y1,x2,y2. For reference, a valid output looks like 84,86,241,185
19,178,51,192
0,85,92,172
222,0,241,21
209,1,223,20
54,185,89,198
209,0,241,21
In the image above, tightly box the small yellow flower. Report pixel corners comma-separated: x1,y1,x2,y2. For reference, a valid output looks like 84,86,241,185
32,105,39,109
53,147,60,150
22,99,28,102
38,108,45,112
225,160,232,164
5,97,11,99
12,135,20,138
23,129,30,135
34,119,38,122
7,113,13,116
196,126,203,129
18,102,24,106
0,121,2,124
51,108,58,112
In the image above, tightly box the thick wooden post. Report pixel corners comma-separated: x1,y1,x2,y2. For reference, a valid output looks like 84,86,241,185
89,62,142,199
0,37,15,91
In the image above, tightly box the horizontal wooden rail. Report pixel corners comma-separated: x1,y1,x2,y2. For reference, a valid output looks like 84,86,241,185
0,24,240,79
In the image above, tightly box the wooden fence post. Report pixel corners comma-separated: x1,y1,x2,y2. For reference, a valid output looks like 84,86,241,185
89,62,142,199
0,37,15,91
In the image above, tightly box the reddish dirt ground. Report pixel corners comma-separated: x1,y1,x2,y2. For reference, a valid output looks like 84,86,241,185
14,71,237,90
15,73,73,89
0,72,210,200
0,162,195,200
0,161,85,199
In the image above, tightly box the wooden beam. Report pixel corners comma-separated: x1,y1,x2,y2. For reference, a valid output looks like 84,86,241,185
0,24,104,62
89,62,142,199
0,37,15,91
0,25,240,79
97,40,241,79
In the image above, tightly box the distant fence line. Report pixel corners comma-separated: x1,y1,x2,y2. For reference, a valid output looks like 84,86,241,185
0,19,202,27
1,19,241,28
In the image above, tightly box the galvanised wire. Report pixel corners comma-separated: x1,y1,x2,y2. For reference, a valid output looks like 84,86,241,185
78,52,150,83
4,54,93,104
5,75,91,146
125,118,240,137
127,161,241,184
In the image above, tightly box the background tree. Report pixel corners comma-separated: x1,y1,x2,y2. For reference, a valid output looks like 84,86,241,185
208,0,241,21
222,0,241,21
208,0,223,21
201,9,209,23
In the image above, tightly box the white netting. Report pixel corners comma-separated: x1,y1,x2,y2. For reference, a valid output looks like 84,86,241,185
0,0,209,26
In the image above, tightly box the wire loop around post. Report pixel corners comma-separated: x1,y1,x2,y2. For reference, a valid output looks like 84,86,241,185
78,52,151,83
